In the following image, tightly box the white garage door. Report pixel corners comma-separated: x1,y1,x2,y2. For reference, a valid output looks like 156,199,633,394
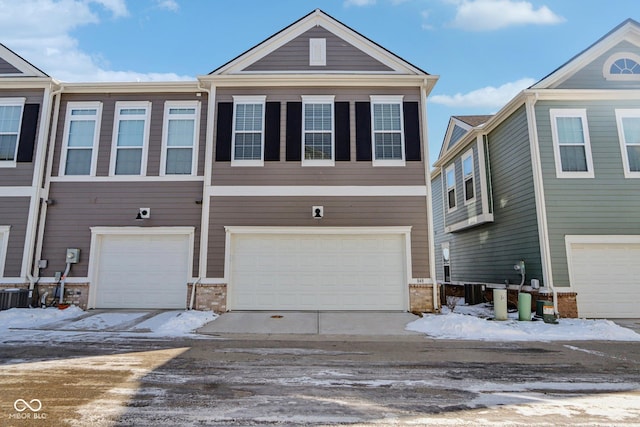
568,238,640,318
230,233,407,310
94,233,190,309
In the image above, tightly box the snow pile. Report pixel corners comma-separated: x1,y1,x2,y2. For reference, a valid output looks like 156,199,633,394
0,306,84,330
132,310,217,336
407,302,640,342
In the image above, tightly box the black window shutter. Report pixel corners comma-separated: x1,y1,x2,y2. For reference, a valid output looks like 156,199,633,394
16,103,40,163
403,101,421,161
286,102,302,161
215,102,233,161
335,102,350,161
264,102,280,161
355,102,372,161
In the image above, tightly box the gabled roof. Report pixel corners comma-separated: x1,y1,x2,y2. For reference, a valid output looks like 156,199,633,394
438,115,493,159
532,18,640,89
0,43,48,78
210,9,429,76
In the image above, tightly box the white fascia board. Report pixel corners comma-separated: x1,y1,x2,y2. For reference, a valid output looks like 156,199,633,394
214,10,427,76
201,74,436,88
62,81,201,93
525,89,640,101
208,185,427,197
0,78,54,88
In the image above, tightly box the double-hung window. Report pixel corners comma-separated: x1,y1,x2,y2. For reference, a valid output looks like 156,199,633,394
232,96,265,166
302,95,334,166
371,95,405,166
550,109,594,178
445,164,457,212
60,102,102,176
0,98,25,165
615,109,640,178
462,150,475,203
110,101,151,176
161,101,199,175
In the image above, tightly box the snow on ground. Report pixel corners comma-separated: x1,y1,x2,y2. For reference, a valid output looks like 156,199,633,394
407,299,640,341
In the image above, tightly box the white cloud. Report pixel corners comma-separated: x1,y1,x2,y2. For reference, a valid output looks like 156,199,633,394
344,0,376,6
449,0,565,31
430,78,536,108
0,0,191,82
156,0,179,12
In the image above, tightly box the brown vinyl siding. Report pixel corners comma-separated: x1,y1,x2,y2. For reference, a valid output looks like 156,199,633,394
243,26,394,72
213,87,425,186
40,181,203,277
0,197,30,277
207,196,430,278
0,89,44,186
52,93,208,178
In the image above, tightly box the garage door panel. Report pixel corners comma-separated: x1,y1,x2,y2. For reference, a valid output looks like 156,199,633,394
95,233,189,309
569,239,640,318
231,233,406,311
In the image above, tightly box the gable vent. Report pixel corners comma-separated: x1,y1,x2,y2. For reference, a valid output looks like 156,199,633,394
309,38,326,66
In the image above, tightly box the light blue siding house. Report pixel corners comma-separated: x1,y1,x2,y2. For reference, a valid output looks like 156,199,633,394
432,19,640,319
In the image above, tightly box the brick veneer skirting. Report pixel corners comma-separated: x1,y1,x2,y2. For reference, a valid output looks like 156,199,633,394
0,283,89,309
188,283,227,313
409,284,437,313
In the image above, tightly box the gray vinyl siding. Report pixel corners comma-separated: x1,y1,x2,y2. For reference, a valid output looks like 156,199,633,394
443,142,482,227
0,89,44,186
447,125,467,150
431,172,446,282
40,181,203,277
0,197,30,277
0,58,21,74
556,41,640,90
207,196,430,279
243,26,393,72
52,93,208,177
536,99,640,287
213,87,425,186
438,106,543,285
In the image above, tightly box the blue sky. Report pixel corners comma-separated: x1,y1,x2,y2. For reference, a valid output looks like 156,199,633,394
1,0,637,164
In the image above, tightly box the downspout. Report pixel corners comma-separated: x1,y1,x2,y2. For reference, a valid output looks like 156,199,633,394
27,82,63,304
421,81,439,312
524,92,558,315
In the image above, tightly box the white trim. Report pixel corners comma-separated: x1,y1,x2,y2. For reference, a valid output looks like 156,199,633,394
444,213,494,233
445,163,457,213
370,95,406,167
160,100,200,176
603,52,640,81
208,185,427,197
50,175,205,183
204,74,438,88
109,101,152,176
462,148,475,206
309,38,326,66
200,84,216,279
615,109,640,178
526,96,554,294
0,226,10,277
477,136,490,215
0,187,36,197
0,97,25,165
231,95,266,167
421,84,437,309
550,109,594,178
87,226,195,309
59,101,102,177
301,95,335,166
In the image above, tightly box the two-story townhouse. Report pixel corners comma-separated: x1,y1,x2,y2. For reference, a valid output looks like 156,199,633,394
29,9,439,313
432,19,640,319
0,44,55,302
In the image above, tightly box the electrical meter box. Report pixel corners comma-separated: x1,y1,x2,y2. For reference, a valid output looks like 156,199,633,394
66,248,80,264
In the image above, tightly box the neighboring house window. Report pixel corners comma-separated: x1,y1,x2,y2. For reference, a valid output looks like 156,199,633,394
161,101,199,175
445,164,457,212
60,102,102,176
232,96,265,166
604,52,640,80
370,95,405,166
110,101,151,176
462,150,475,203
550,109,594,178
615,109,640,178
0,97,25,164
302,95,334,166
